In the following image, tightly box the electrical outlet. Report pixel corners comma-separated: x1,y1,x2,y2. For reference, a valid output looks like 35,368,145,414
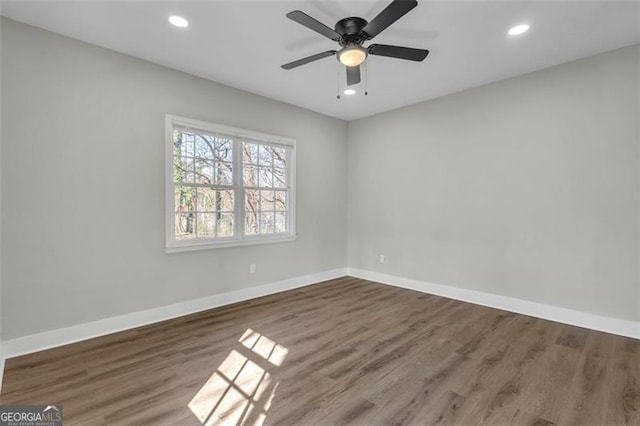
249,263,256,273
379,254,385,264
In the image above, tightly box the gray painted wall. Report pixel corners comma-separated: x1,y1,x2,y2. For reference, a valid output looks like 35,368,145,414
1,18,638,341
1,19,348,339
348,45,640,321
0,17,4,350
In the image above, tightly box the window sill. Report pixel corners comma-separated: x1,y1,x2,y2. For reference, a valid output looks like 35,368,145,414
165,235,297,254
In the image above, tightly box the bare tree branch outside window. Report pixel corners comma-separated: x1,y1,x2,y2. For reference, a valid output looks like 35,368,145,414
171,126,290,243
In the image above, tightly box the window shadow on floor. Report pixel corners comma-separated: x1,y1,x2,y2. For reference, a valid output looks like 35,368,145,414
188,328,288,425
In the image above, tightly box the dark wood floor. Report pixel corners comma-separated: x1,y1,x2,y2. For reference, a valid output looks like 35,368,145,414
1,277,638,425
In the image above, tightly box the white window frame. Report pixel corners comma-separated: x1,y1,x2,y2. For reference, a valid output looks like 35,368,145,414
165,115,296,253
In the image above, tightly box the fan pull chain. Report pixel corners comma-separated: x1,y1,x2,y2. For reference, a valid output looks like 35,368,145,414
364,62,368,96
336,68,341,99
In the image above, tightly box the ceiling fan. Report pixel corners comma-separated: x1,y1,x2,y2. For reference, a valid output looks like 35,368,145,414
281,0,429,87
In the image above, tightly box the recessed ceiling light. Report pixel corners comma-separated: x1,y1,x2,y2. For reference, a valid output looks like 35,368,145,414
508,24,530,36
169,15,189,28
343,89,356,95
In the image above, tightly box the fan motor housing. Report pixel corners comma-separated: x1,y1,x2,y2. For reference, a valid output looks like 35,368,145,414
335,17,368,45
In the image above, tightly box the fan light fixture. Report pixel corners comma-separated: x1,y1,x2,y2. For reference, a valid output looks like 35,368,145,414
343,89,356,95
338,46,368,67
169,15,189,28
508,24,529,36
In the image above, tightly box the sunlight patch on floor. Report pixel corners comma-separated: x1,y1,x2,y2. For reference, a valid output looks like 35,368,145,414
188,328,288,425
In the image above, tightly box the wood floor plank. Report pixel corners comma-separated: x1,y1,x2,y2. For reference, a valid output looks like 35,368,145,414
1,277,638,426
368,352,469,424
509,343,581,423
314,397,381,426
555,325,589,351
606,337,640,425
419,390,467,425
558,331,617,425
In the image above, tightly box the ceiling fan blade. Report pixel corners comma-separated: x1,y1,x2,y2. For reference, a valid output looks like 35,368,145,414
346,65,361,86
286,10,341,41
368,44,429,61
281,50,337,70
362,0,418,39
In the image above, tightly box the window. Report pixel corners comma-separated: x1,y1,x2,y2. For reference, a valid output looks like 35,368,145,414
166,115,296,252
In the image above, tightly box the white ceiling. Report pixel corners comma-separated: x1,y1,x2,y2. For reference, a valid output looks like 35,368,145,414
2,1,639,121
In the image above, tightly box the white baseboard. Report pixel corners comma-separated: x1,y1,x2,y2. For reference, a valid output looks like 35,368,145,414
1,268,348,362
347,268,640,340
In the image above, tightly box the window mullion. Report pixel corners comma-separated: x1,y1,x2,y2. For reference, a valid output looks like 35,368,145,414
234,138,244,240
286,147,291,232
